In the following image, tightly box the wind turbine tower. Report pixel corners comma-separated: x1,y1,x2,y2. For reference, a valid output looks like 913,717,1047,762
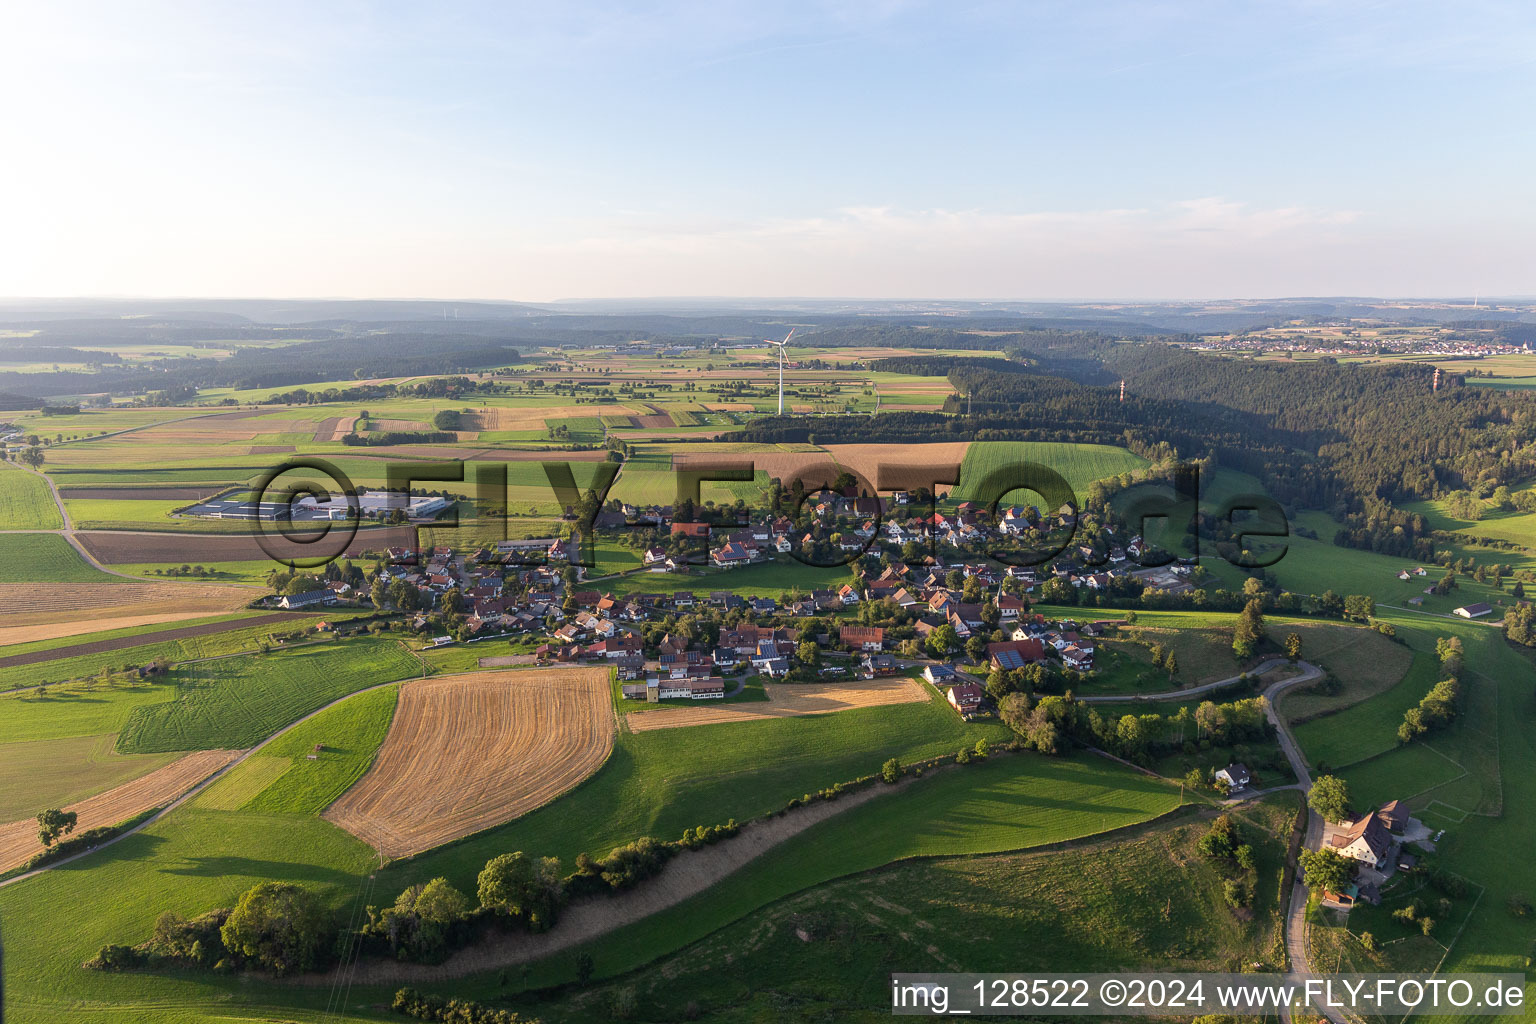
764,328,795,414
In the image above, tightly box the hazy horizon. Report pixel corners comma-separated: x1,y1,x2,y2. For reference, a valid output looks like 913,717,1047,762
5,1,1535,300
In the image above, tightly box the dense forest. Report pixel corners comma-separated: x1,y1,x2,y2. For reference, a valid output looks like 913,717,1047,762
746,334,1536,538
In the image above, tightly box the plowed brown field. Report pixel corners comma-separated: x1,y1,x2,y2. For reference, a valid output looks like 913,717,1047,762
324,668,614,857
313,416,359,442
0,748,240,872
625,676,929,732
77,527,420,564
0,612,303,667
0,582,261,644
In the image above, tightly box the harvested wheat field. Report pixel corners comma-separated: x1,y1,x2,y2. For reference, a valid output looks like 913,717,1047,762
0,583,259,645
626,676,929,733
324,667,614,857
313,415,359,442
0,748,240,872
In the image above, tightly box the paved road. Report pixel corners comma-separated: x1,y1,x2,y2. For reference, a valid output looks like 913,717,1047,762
0,674,415,890
1254,662,1351,1024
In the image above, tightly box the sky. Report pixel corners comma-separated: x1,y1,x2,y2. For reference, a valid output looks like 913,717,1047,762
2,0,1534,302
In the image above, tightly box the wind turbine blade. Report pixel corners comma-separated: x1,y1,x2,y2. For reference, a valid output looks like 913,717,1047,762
783,328,795,344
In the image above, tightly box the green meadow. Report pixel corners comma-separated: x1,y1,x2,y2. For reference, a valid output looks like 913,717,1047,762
0,532,117,583
115,638,421,753
0,463,64,530
949,441,1149,504
456,752,1188,997
522,793,1299,1023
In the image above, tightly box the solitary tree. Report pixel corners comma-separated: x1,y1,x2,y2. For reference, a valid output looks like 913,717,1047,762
1308,775,1352,823
1284,632,1303,662
1299,847,1354,894
1232,598,1265,660
36,808,77,847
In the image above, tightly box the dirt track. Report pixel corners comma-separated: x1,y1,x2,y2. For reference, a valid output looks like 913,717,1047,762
625,677,929,732
0,748,241,872
0,611,306,668
324,667,614,857
311,765,918,985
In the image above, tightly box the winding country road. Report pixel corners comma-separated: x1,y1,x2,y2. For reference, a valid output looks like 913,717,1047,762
1255,662,1349,1024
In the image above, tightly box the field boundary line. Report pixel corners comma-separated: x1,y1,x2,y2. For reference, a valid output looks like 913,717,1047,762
0,679,402,890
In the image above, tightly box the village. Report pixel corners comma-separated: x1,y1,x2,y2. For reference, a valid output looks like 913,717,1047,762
261,488,1196,718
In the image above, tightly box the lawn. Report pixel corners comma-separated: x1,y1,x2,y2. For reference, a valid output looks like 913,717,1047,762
949,441,1149,506
0,679,1146,1023
1338,742,1465,809
0,463,64,529
0,614,376,694
1267,512,1521,616
115,638,422,753
0,532,118,583
521,792,1301,1023
609,447,769,507
1300,611,1535,1022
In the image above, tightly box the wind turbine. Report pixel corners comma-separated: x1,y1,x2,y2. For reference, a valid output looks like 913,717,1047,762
764,328,795,414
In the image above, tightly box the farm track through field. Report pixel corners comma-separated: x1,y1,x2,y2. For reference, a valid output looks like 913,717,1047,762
0,677,410,888
324,668,615,857
313,761,926,985
0,748,241,873
0,611,308,668
625,677,929,732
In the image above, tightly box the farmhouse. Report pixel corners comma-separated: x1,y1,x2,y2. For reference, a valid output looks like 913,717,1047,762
1377,799,1410,833
1453,603,1493,618
1328,811,1394,868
